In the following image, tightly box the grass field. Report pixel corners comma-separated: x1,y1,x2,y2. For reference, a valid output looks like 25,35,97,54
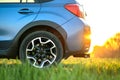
0,57,120,80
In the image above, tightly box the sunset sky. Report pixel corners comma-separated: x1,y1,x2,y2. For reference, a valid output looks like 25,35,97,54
78,0,120,47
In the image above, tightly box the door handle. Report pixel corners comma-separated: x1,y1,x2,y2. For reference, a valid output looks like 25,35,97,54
18,8,34,14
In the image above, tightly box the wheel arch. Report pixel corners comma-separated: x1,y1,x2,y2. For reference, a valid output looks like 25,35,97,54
16,20,68,56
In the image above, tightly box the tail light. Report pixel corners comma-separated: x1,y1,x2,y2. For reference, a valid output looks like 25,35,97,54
83,26,91,50
84,26,91,35
65,4,85,18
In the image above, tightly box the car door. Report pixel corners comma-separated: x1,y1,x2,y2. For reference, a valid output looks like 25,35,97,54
0,0,41,41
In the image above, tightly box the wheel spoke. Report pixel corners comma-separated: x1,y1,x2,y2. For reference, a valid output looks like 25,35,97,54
26,40,35,51
27,56,37,66
38,37,42,45
39,38,51,45
26,37,57,68
50,45,57,60
39,59,52,68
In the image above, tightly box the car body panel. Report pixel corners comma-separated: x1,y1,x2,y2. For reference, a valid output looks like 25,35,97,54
0,3,40,50
0,0,91,58
62,17,85,51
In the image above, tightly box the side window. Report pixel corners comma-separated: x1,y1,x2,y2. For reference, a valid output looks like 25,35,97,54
0,0,20,3
22,0,35,3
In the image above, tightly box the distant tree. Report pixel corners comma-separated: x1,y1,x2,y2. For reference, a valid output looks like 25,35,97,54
104,33,120,51
92,33,120,58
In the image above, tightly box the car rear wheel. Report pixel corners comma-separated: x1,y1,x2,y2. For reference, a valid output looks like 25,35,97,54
19,31,63,68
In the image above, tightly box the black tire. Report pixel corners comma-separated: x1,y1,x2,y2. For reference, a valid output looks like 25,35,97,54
19,31,63,68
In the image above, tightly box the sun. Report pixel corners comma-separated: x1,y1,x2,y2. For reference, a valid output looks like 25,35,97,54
77,0,120,52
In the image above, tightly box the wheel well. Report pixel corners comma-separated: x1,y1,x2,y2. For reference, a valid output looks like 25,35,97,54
19,25,66,54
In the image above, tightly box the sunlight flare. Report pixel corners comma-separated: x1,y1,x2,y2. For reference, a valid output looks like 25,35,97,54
78,0,120,52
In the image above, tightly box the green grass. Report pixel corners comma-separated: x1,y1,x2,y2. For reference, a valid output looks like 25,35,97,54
0,57,120,80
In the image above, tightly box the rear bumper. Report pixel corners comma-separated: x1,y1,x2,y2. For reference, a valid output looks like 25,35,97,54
62,17,91,58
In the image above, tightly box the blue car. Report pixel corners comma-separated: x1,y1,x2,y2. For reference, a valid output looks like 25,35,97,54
0,0,91,68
